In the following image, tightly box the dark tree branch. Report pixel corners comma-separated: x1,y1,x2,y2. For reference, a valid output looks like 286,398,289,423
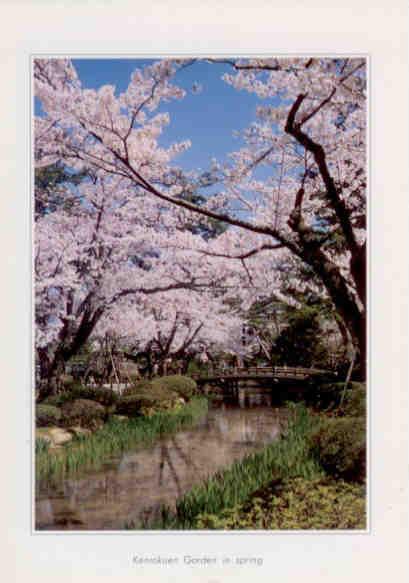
285,93,359,256
197,242,284,261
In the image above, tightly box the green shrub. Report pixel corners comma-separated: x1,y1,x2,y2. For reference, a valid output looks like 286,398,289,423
35,437,50,454
341,383,366,417
42,392,74,407
122,379,153,397
119,376,193,416
59,374,75,389
42,385,118,408
306,382,366,416
151,375,198,399
67,385,118,406
36,404,62,427
195,477,366,530
116,394,143,416
123,375,197,400
60,398,106,429
117,390,179,417
311,416,366,483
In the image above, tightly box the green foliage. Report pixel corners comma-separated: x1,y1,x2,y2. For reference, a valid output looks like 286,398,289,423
35,437,50,455
35,163,87,218
59,374,75,389
306,382,366,416
42,385,118,409
60,398,106,429
122,379,153,397
195,477,366,530
311,416,366,483
341,383,366,417
36,397,208,484
66,385,119,407
119,376,197,416
36,404,62,427
42,392,74,407
272,306,329,367
151,375,198,399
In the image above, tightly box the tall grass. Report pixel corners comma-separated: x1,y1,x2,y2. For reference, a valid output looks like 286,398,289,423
133,403,322,529
36,397,208,487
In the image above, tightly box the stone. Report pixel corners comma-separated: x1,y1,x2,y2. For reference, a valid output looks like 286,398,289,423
35,428,53,445
67,426,92,438
112,415,128,422
48,427,73,446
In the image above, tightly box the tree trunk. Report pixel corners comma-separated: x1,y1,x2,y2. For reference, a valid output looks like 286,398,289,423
302,248,366,381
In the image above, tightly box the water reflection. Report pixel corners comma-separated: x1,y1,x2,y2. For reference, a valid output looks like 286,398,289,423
36,390,285,530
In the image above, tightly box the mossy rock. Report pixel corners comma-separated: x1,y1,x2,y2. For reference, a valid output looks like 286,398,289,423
36,404,62,427
35,426,73,447
67,426,93,439
60,398,106,429
311,416,366,483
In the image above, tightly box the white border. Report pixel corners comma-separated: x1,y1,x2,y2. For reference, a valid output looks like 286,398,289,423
1,1,408,581
30,52,370,536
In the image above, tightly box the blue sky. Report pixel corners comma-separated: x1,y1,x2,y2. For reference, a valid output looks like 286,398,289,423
71,58,266,175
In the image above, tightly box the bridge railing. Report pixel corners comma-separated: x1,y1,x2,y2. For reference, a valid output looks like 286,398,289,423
192,365,332,380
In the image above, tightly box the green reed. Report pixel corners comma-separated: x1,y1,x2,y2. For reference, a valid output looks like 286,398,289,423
132,403,322,530
36,397,208,486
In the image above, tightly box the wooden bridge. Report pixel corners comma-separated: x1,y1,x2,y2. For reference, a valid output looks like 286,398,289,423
192,365,335,393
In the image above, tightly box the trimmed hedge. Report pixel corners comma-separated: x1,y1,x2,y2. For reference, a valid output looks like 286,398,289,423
42,385,118,408
151,375,198,399
67,385,119,407
124,375,197,399
122,379,153,397
119,376,197,416
42,392,75,407
36,404,62,427
117,391,180,417
311,416,366,483
60,398,106,429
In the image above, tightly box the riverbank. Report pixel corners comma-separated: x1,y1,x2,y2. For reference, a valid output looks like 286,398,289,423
36,398,284,529
129,383,366,530
36,396,208,485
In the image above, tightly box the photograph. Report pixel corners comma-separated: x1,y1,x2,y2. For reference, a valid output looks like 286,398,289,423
33,56,367,532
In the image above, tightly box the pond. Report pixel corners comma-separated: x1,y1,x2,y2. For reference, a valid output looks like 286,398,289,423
35,389,287,530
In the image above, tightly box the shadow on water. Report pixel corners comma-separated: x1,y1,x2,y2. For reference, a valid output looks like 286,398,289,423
35,388,290,530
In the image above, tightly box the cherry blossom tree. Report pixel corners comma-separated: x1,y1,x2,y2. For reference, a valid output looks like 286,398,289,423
34,57,367,379
34,173,236,397
95,288,245,375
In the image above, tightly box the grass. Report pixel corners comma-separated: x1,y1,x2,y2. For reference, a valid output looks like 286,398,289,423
127,403,324,529
36,396,208,487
